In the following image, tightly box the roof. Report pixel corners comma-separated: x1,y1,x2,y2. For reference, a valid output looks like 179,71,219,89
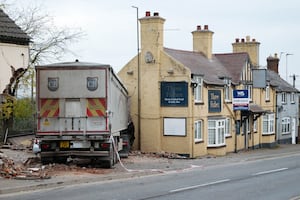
249,103,266,114
215,53,250,84
36,60,110,69
164,48,249,85
0,8,30,45
267,70,299,93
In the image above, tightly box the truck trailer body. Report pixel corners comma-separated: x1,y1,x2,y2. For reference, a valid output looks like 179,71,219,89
35,60,130,167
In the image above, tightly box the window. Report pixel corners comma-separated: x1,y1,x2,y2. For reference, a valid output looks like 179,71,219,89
224,79,231,102
291,92,295,104
245,85,252,101
194,76,203,102
265,85,270,101
253,120,257,132
208,119,225,147
281,92,287,104
281,117,290,134
242,118,250,134
194,120,203,142
262,113,275,135
225,118,231,137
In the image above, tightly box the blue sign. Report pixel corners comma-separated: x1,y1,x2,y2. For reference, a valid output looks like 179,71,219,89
161,82,188,107
208,90,221,112
233,89,248,99
233,89,249,110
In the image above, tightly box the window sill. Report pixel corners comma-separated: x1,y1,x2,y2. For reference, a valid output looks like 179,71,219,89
262,133,276,136
195,101,204,105
225,135,232,138
195,139,203,144
282,132,291,135
207,144,226,148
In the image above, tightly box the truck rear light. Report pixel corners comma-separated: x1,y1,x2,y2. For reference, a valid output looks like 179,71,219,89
41,143,50,150
100,143,110,149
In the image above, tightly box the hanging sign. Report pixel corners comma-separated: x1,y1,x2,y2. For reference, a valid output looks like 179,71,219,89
233,89,249,110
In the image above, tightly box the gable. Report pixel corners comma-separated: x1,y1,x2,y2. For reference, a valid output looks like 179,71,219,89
0,8,30,45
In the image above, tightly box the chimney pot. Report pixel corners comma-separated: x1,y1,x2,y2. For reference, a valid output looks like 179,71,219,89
246,35,250,42
241,38,245,43
145,11,151,16
153,12,159,16
235,38,239,43
204,25,208,30
197,25,201,30
252,38,256,42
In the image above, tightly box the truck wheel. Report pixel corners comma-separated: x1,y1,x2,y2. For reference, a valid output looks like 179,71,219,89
104,144,116,168
41,157,53,165
54,156,67,164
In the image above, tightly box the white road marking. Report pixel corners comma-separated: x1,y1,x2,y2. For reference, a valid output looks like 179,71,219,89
252,168,288,176
169,179,231,193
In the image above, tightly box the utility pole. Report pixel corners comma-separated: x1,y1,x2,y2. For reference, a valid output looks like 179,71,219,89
132,6,141,150
286,53,293,81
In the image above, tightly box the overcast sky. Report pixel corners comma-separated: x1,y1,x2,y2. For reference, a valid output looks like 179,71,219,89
10,0,300,88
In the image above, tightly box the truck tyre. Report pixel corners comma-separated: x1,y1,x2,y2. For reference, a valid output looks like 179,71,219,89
104,143,116,168
41,157,53,165
54,156,67,164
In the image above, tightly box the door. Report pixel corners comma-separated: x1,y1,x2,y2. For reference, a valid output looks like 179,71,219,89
292,118,296,144
65,99,82,131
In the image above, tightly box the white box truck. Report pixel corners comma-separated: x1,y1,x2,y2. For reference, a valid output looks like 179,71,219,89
35,60,132,168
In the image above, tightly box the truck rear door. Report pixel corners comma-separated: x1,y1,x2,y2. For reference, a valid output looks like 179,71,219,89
64,99,83,132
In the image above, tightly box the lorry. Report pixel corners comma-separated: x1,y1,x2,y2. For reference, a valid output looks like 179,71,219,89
35,60,132,168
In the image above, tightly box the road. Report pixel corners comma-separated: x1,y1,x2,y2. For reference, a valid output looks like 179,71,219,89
2,152,300,200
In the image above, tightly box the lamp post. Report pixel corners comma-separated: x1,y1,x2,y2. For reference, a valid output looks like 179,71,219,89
132,6,141,150
286,53,293,81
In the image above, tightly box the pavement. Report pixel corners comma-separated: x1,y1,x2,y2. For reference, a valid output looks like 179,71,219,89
1,144,300,195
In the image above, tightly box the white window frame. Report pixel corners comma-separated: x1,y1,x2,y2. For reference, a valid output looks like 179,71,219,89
281,117,290,134
194,120,203,142
265,85,270,101
262,113,275,135
224,79,231,102
194,76,203,103
281,92,287,104
208,119,225,147
245,85,252,101
225,118,231,137
253,119,257,132
291,92,295,104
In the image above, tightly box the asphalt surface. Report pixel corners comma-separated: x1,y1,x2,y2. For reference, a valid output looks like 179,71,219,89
1,144,300,195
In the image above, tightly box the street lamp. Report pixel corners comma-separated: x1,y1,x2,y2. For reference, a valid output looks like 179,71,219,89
286,53,293,81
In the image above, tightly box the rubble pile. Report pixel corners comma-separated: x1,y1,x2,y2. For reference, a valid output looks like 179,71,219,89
0,151,50,179
0,152,23,178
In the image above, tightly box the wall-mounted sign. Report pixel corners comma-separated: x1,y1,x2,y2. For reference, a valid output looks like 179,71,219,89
161,82,188,107
48,77,59,91
233,89,249,110
208,90,221,112
163,117,186,136
87,77,98,91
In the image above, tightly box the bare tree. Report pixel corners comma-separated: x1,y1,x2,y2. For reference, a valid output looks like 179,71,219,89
2,1,84,96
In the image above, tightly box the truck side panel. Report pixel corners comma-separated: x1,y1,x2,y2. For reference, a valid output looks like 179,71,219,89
107,69,128,135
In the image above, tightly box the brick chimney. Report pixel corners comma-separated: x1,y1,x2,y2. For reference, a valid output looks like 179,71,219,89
232,36,260,68
267,53,280,73
192,25,214,59
139,11,165,52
